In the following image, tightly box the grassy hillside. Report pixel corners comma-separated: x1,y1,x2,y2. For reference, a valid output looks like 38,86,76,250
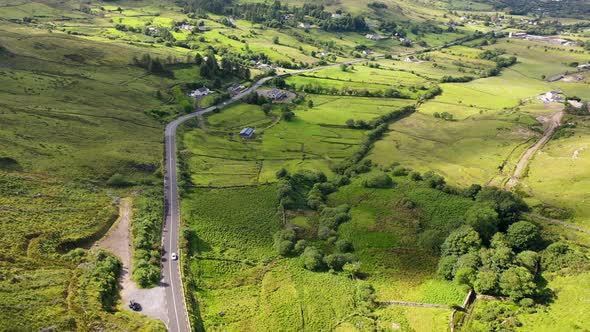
0,18,171,331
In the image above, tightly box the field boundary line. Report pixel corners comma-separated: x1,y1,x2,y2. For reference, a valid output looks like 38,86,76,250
526,213,590,235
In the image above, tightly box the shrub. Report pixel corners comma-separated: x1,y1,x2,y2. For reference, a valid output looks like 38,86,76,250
506,221,540,251
362,172,394,188
408,171,422,181
275,167,289,179
515,251,540,274
441,225,481,257
455,267,476,286
499,266,536,300
303,247,324,271
106,173,133,187
335,239,354,253
391,166,410,176
464,206,499,242
294,239,308,254
438,255,459,280
541,242,589,273
474,270,499,294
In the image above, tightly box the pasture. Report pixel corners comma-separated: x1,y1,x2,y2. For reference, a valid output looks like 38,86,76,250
523,115,590,228
183,93,415,187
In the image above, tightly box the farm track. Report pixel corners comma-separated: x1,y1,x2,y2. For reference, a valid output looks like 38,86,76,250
526,213,590,235
161,30,504,332
505,110,563,189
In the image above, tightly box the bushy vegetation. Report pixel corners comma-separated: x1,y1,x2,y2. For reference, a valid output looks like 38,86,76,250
131,189,164,288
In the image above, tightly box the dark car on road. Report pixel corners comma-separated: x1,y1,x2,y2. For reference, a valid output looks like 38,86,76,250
129,300,141,311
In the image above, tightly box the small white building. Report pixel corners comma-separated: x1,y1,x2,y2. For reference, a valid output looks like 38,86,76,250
538,91,565,103
179,24,193,31
256,62,273,71
298,22,311,29
190,87,212,98
365,34,381,41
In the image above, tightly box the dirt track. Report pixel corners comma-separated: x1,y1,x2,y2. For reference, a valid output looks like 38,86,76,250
506,110,563,189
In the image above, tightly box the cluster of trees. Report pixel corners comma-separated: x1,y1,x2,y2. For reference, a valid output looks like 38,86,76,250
477,49,518,77
131,190,164,288
273,169,361,274
274,236,359,274
564,99,589,115
294,81,410,99
482,0,590,19
197,53,250,80
319,15,367,32
182,0,233,15
441,75,474,83
81,250,122,311
344,106,416,131
334,106,415,176
132,54,172,76
276,169,328,209
433,111,454,121
181,0,368,32
432,184,553,301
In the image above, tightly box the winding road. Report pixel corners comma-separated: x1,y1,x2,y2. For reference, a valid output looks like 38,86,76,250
160,31,502,332
161,62,365,331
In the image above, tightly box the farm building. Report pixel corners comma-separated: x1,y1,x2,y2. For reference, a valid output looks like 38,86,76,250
267,88,288,100
190,87,212,97
298,22,311,29
239,127,255,138
256,62,273,71
538,91,565,103
405,55,419,63
362,50,374,55
179,24,193,31
227,83,244,95
365,34,382,40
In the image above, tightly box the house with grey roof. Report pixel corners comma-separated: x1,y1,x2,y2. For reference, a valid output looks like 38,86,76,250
239,127,255,138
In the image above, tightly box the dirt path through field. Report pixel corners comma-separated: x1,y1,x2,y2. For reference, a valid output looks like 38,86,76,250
506,110,563,189
94,198,167,325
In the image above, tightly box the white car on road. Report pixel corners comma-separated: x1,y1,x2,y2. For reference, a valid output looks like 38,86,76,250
171,252,178,261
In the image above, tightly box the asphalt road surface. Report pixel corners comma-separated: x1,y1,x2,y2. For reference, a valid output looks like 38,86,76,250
160,31,501,331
